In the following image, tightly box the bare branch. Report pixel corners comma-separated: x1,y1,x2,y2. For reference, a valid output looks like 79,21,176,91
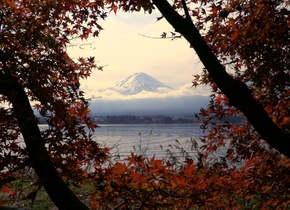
181,0,191,22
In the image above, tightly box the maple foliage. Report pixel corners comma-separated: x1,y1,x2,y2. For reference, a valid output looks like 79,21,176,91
0,0,289,209
182,0,289,163
0,0,111,209
102,0,289,209
151,0,290,209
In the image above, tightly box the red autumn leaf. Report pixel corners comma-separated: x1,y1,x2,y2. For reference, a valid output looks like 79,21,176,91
216,96,223,103
1,186,10,193
211,6,218,16
184,165,195,177
111,4,118,15
231,30,239,41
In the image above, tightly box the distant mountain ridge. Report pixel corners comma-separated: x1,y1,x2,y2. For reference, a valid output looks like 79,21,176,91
99,72,173,95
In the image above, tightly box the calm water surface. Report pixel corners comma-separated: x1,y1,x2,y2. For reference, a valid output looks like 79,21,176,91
93,124,204,158
37,123,205,159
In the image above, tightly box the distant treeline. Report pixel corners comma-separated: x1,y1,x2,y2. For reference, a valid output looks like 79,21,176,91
93,115,198,124
37,114,242,125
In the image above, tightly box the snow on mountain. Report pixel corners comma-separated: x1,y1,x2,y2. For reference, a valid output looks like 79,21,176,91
100,72,173,95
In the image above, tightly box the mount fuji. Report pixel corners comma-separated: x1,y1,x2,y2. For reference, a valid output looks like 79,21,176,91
89,72,210,116
99,72,173,95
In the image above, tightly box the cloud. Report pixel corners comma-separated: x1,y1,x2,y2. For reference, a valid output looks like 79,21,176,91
81,82,211,101
84,82,211,116
173,84,211,97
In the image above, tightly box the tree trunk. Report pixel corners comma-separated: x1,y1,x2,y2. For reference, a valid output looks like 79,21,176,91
0,74,89,210
153,0,290,157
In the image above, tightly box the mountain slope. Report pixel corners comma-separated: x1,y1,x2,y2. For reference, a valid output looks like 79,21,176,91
100,72,173,95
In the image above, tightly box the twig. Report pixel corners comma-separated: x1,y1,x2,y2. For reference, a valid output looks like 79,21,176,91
139,33,182,40
181,0,192,22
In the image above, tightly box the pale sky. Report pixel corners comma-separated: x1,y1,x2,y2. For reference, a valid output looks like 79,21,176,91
67,10,207,98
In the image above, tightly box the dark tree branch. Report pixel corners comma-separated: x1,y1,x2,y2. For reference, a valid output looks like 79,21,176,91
0,73,89,210
152,0,290,157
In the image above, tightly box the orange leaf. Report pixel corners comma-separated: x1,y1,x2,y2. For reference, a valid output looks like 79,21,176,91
114,162,127,175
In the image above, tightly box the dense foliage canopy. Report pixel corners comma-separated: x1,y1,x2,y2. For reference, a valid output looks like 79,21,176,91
0,0,289,209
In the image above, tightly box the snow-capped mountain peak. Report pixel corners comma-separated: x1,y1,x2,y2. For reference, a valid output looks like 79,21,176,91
102,72,173,95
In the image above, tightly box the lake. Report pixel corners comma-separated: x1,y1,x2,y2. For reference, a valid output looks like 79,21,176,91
93,123,204,159
37,123,205,160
